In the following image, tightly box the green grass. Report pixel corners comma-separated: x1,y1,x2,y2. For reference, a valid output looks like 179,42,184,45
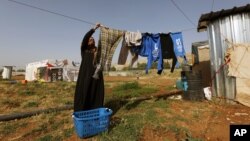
0,123,20,135
37,135,53,141
1,99,21,108
112,81,158,99
99,98,171,140
23,101,39,108
0,76,230,141
165,85,176,91
63,128,74,138
99,114,143,141
18,89,36,95
113,81,140,91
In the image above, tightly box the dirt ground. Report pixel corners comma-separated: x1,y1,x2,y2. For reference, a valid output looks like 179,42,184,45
65,75,250,141
3,74,250,141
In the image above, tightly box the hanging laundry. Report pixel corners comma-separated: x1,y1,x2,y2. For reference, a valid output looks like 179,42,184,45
127,33,144,65
129,46,142,67
160,33,178,73
142,33,163,74
139,33,151,57
93,27,124,79
118,43,140,67
170,32,187,70
170,32,186,58
125,31,142,46
118,31,142,65
117,38,129,65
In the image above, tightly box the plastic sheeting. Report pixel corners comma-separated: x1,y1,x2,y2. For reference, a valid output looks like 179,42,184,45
25,59,79,82
226,43,250,79
226,43,250,107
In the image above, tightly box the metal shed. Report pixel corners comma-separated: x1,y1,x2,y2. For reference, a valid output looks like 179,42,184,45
191,41,211,87
197,4,250,102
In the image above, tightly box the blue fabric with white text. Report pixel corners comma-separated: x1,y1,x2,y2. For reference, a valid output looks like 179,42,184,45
142,33,163,74
170,32,186,58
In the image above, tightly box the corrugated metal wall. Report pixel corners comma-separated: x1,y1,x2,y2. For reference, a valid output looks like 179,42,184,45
207,13,250,101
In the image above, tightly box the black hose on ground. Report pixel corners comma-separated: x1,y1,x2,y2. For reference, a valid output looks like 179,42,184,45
0,90,183,122
0,105,73,122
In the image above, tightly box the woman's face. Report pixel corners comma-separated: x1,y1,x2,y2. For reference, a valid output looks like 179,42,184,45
88,37,95,46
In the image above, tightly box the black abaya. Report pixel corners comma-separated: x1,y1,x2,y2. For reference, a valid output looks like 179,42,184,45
74,29,104,112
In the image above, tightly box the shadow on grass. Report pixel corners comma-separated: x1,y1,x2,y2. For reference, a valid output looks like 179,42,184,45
104,97,149,131
104,98,128,115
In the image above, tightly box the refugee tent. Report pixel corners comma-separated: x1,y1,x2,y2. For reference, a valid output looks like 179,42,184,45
25,59,79,82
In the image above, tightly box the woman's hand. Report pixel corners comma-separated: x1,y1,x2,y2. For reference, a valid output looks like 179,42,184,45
94,23,101,30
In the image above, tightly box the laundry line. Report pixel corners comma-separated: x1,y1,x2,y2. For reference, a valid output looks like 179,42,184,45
91,25,187,80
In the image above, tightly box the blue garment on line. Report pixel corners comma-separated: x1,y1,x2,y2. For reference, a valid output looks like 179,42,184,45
141,33,163,74
170,32,186,58
137,33,150,57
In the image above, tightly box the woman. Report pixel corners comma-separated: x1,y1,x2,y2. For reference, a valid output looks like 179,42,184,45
74,23,104,112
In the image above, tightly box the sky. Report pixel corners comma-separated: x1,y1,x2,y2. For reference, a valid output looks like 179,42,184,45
0,0,249,69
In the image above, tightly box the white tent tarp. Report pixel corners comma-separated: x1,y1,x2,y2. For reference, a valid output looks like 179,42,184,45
25,60,49,81
25,59,79,82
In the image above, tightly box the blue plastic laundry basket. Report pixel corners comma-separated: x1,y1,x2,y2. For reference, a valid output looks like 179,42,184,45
72,108,113,138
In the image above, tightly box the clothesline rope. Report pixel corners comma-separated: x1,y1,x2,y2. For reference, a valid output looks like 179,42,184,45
8,0,96,25
8,0,196,33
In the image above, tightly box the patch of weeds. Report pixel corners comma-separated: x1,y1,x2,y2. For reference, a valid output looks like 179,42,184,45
166,124,189,137
35,123,48,133
112,82,158,99
37,135,53,141
144,109,165,125
48,114,69,131
23,123,49,138
51,121,62,131
136,86,158,95
23,101,39,108
115,90,140,99
1,99,20,108
98,114,143,141
48,89,56,94
0,123,19,135
192,110,201,119
145,109,156,118
211,110,221,117
134,100,152,109
63,100,73,105
39,124,48,132
63,128,74,138
153,99,170,109
185,137,203,141
0,122,28,137
18,89,36,95
114,81,140,91
165,85,176,91
58,81,68,87
32,82,42,88
174,115,188,122
185,132,203,141
53,135,63,141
